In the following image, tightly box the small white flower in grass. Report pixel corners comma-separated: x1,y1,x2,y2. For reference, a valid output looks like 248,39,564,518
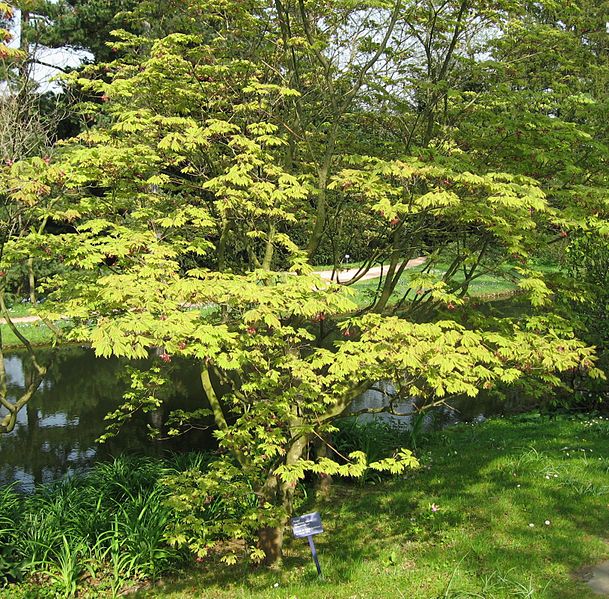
273,583,279,588
529,523,535,527
545,475,550,479
517,484,521,488
545,520,551,526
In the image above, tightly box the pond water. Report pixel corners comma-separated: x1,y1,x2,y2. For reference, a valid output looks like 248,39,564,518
0,347,214,492
351,382,526,430
0,347,528,492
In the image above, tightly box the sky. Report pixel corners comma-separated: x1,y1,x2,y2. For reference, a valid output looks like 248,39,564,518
8,8,93,93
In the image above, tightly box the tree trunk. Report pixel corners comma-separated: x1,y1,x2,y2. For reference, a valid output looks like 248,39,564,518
258,524,284,567
374,250,400,312
261,223,275,271
314,437,333,496
28,257,36,305
257,433,308,566
306,165,329,260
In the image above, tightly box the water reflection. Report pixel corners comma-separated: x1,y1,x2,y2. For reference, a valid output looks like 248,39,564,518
351,382,527,430
0,347,213,492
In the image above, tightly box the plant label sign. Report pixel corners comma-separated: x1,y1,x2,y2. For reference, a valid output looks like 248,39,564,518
291,511,323,538
291,512,324,577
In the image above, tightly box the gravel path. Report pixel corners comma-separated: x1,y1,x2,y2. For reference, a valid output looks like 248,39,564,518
314,256,426,283
0,258,427,324
588,561,609,595
0,315,42,324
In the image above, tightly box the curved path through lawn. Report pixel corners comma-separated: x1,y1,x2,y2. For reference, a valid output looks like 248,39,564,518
0,258,427,325
0,315,41,324
314,256,426,283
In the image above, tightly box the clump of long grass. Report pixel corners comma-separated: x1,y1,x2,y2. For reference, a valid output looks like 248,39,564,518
0,485,22,583
0,453,214,597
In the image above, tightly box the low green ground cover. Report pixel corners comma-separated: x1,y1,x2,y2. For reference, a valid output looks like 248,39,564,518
0,456,206,598
0,303,55,348
2,414,608,597
139,415,609,599
347,260,559,306
0,321,56,347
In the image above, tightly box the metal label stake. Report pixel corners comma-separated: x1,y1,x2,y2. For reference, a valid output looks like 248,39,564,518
307,534,322,576
291,511,324,578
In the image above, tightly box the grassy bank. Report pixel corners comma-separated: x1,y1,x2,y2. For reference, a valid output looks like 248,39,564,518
139,415,609,599
0,261,541,349
0,321,56,347
342,259,559,306
351,270,518,306
0,304,56,348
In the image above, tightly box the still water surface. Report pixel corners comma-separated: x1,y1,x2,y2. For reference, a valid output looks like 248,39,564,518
0,347,525,492
0,347,213,492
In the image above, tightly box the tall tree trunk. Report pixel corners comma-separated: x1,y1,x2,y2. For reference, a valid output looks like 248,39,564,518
27,256,35,305
261,223,275,271
314,437,332,496
306,159,331,260
258,433,308,566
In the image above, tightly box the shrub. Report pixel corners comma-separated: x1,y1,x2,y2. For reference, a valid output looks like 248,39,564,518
0,455,209,596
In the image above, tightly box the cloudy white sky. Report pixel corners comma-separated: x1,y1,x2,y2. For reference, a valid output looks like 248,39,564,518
8,8,93,93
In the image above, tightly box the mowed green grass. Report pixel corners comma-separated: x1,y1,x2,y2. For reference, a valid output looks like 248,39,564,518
345,260,560,307
0,321,56,347
139,415,609,599
344,259,546,309
351,268,517,307
1,307,57,348
0,303,56,348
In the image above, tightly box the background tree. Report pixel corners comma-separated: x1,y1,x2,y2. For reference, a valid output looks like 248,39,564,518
0,2,65,432
36,0,139,63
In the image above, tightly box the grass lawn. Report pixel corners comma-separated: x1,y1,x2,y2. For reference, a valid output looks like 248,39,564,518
0,302,57,348
0,261,555,349
0,322,56,347
139,414,609,598
350,266,518,307
346,259,561,307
